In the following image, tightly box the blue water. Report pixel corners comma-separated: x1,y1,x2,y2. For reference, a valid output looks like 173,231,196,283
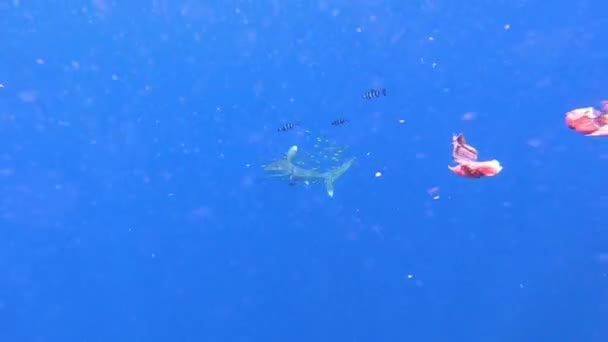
1,1,607,341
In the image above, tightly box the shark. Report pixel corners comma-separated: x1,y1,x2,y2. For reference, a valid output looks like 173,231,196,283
263,145,355,197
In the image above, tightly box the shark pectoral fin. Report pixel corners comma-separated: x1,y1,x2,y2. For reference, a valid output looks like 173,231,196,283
325,178,335,197
323,158,355,197
265,173,289,178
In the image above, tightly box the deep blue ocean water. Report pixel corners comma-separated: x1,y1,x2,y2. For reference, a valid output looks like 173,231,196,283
1,1,608,341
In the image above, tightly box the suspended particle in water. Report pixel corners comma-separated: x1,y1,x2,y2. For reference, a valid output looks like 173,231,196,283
427,187,440,200
462,112,476,121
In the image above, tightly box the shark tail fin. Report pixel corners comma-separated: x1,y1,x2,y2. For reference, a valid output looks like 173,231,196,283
323,158,356,197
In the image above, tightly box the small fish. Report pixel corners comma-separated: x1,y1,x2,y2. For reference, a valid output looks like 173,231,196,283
362,88,387,100
331,118,349,126
277,122,299,132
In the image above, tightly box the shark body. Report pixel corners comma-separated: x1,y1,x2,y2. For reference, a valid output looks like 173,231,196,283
263,145,355,197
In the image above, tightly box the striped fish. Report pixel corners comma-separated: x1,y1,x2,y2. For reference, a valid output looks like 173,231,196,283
277,122,299,132
362,88,387,100
331,118,349,126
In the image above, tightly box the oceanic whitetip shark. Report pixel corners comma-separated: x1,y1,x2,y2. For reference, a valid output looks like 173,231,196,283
263,145,355,197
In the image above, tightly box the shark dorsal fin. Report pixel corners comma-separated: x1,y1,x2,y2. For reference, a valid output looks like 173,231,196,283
286,145,298,164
